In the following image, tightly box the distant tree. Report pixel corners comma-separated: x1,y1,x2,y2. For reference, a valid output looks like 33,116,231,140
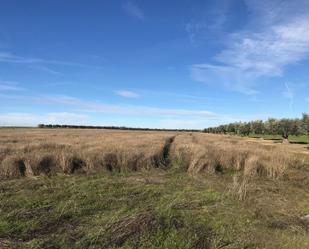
203,113,308,139
227,123,236,133
233,122,242,135
264,118,278,135
277,119,295,139
239,122,251,136
217,125,227,134
301,113,309,135
250,120,264,134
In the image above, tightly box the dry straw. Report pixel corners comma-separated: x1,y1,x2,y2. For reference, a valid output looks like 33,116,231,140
0,128,304,180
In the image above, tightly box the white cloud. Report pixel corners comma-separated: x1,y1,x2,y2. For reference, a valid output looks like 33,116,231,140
158,119,209,129
42,95,218,119
190,0,309,94
29,65,62,75
190,64,258,95
216,18,309,77
45,112,89,124
115,90,139,98
185,0,230,43
2,93,219,120
0,113,38,126
0,51,100,69
0,81,24,91
0,112,89,126
0,94,273,128
282,82,294,109
122,1,145,20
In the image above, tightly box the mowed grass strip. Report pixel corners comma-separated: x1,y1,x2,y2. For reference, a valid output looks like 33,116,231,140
248,133,309,144
288,135,309,144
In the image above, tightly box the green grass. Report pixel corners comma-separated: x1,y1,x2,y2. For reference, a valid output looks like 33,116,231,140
288,135,309,144
248,134,309,144
0,168,308,249
248,134,283,141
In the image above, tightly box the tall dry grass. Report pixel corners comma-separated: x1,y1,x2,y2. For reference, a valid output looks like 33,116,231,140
0,129,176,179
0,129,304,180
169,133,302,180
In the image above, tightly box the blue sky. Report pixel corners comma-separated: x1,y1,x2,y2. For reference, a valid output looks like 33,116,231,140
0,0,308,128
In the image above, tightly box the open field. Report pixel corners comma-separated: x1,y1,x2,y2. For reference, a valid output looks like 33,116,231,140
0,128,309,248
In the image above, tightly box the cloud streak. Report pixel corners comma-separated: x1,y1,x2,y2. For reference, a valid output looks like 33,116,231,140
41,95,218,119
122,1,145,20
0,93,273,128
115,90,139,98
186,0,230,43
0,51,101,69
2,93,219,120
0,81,24,91
0,112,89,126
282,82,294,109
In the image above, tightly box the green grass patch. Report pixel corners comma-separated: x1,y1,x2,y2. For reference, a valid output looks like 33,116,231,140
0,171,308,248
248,134,309,144
288,135,309,144
249,134,283,141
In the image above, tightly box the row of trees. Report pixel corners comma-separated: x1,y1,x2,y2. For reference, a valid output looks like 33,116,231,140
37,124,200,132
204,113,309,139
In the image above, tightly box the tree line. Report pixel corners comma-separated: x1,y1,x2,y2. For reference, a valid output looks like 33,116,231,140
37,124,200,132
203,113,309,139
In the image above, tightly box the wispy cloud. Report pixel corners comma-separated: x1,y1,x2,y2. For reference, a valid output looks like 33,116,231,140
0,51,100,69
158,119,209,129
45,112,89,125
215,18,309,77
41,95,218,119
190,64,258,95
138,89,228,103
0,81,24,91
190,0,309,94
122,1,145,20
0,112,89,126
29,65,62,75
115,90,139,98
2,93,219,120
0,93,273,128
282,82,294,109
186,0,230,43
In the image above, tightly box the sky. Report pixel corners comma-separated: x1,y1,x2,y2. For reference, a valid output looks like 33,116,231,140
0,0,308,129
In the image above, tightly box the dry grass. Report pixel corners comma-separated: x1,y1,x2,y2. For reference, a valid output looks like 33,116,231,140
0,128,306,181
0,128,176,179
170,133,305,180
0,129,308,248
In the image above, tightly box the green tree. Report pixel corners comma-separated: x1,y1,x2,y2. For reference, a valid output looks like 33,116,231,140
250,120,264,134
239,122,251,136
301,113,309,135
278,119,294,139
264,118,278,135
